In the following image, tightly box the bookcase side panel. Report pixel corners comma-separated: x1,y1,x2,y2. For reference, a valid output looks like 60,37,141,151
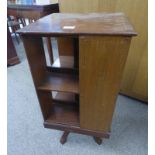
22,36,52,120
79,36,131,131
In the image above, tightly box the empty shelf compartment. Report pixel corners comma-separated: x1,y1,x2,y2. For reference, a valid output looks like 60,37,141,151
52,92,78,104
52,56,74,68
45,102,79,127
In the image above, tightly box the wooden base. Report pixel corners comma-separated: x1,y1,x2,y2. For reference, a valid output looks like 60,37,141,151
59,131,103,145
93,137,102,145
60,131,70,144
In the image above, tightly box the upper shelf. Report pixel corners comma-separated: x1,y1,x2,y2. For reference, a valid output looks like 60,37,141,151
37,72,79,94
17,13,137,36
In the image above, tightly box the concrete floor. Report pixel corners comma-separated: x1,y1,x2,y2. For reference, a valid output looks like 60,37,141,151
8,37,148,155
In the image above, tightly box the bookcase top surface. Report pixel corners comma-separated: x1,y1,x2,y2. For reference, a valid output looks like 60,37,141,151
17,13,137,36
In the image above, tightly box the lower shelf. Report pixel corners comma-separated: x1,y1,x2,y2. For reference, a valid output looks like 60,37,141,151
44,102,110,138
46,102,79,127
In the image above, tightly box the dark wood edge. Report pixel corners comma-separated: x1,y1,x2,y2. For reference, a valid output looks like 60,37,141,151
52,99,78,105
17,32,137,37
44,122,110,138
7,3,59,11
73,38,79,68
46,66,78,74
42,4,59,12
7,56,20,66
37,88,79,94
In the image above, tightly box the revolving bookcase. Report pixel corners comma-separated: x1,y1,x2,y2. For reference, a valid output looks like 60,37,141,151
18,13,137,144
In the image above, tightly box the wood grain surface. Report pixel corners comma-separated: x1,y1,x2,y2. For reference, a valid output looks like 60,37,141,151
79,36,131,131
22,36,52,120
17,13,137,36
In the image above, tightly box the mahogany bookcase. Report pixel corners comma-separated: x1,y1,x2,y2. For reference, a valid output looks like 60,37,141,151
18,13,137,145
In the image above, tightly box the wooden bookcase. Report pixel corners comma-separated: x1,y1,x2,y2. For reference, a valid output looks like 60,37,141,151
18,13,137,144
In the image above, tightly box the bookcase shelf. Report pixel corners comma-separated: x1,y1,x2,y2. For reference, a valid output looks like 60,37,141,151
37,72,79,94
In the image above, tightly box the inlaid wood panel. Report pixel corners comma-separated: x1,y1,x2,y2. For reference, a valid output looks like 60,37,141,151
59,0,148,101
79,36,131,131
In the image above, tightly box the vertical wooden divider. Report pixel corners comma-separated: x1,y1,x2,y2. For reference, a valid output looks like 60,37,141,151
73,37,79,103
22,35,52,120
73,38,79,68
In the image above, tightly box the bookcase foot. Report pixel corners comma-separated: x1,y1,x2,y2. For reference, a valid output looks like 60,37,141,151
60,131,70,144
93,137,102,145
